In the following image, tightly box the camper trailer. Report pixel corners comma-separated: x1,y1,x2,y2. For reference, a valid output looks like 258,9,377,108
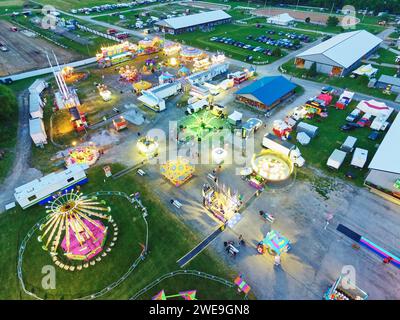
14,164,88,209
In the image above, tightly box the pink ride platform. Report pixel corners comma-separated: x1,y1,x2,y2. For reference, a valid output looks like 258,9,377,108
61,219,107,261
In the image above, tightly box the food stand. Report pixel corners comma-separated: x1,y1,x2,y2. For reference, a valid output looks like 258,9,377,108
324,274,368,300
257,229,291,256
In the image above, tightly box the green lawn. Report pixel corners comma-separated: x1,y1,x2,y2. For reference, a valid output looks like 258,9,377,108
0,164,249,300
370,48,398,65
294,101,393,187
4,14,116,57
281,59,399,101
293,21,385,35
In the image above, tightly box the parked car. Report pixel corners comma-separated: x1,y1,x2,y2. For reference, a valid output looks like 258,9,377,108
368,131,380,140
340,123,360,131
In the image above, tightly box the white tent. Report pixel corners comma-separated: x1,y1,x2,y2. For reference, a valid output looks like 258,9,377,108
352,64,378,78
29,118,47,146
267,13,295,26
297,132,311,145
228,111,243,125
356,100,393,118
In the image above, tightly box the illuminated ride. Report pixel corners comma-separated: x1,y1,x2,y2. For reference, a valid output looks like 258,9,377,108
160,157,194,187
65,146,100,168
251,150,293,182
152,290,197,300
202,183,241,223
180,46,204,61
119,65,140,82
137,136,159,158
38,190,112,262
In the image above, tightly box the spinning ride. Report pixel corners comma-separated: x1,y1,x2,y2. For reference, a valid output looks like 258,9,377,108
65,146,100,168
38,190,112,262
160,157,194,187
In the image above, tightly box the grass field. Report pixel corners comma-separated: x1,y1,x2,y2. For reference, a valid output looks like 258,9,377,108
0,164,248,300
281,59,399,101
370,48,399,65
294,101,393,187
4,13,117,57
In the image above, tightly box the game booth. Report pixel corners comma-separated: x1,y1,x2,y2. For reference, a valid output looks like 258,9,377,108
113,116,128,131
272,119,292,139
160,157,194,187
158,72,175,84
202,183,241,223
257,229,291,256
193,57,212,72
335,90,354,110
96,42,135,68
324,274,368,300
137,37,162,55
133,80,152,94
97,83,112,101
178,66,190,77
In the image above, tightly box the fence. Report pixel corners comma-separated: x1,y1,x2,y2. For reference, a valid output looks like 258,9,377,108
77,24,121,43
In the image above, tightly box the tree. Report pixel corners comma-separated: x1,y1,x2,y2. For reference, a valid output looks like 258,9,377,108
272,47,282,57
327,16,340,27
306,62,317,78
305,17,311,24
0,85,18,122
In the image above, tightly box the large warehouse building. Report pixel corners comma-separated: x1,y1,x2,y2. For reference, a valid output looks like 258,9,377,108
235,76,297,111
365,112,400,204
295,30,382,76
155,10,232,34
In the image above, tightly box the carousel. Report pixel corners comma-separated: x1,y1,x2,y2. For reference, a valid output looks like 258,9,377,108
251,150,294,182
38,190,112,263
137,136,159,158
65,145,100,168
180,46,204,61
163,42,181,56
160,157,194,187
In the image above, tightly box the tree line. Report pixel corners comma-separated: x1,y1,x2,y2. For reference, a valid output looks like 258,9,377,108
237,0,400,15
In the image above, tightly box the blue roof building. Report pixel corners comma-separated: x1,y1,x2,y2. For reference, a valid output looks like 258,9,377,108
235,76,297,110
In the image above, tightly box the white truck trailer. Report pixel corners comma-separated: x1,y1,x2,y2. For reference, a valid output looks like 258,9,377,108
262,133,305,167
351,148,368,168
327,149,346,169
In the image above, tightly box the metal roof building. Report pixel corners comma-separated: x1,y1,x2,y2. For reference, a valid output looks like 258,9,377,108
295,30,382,76
365,112,400,204
155,10,231,34
235,76,297,111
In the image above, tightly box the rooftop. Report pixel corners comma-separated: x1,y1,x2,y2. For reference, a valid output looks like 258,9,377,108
368,112,400,174
156,10,231,30
236,76,297,106
296,30,382,69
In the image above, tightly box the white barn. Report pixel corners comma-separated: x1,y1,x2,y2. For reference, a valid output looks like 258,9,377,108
295,30,382,76
267,13,295,26
365,112,400,204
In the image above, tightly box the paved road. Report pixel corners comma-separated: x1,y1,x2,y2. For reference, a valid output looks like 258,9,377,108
0,90,42,210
